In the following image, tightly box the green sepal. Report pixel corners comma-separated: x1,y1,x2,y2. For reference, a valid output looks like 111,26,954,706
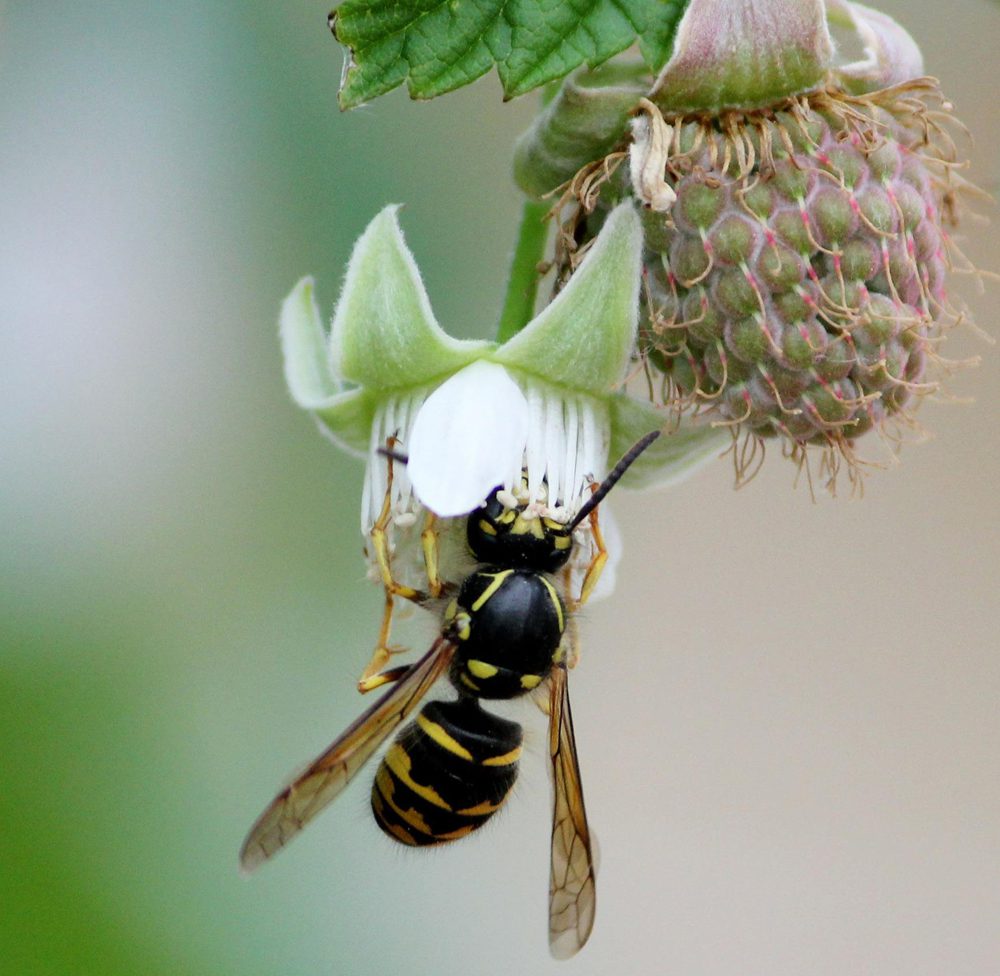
329,206,487,391
826,0,924,94
609,396,729,490
513,61,649,199
493,203,641,394
280,277,340,406
650,0,832,113
311,388,378,457
280,277,375,455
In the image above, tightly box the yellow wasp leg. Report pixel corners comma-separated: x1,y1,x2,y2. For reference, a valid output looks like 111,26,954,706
357,596,409,693
571,503,608,613
556,499,608,673
361,512,444,692
358,446,434,694
420,511,443,599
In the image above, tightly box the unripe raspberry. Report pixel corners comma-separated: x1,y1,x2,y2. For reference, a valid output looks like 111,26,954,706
624,84,968,479
514,0,981,488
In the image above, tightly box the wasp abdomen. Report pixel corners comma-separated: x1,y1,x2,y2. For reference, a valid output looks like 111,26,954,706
372,698,522,847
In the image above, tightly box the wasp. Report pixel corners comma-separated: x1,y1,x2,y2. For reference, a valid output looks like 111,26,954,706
239,431,661,957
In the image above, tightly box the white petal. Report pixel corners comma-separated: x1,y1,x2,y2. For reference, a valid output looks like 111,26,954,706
524,382,547,504
363,400,389,534
362,391,423,533
560,396,580,512
517,377,612,513
579,397,609,505
406,362,529,517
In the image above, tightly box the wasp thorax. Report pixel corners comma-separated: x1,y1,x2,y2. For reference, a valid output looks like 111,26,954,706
451,568,565,700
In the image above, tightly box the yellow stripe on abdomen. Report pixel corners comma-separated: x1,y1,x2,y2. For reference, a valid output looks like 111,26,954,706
417,713,474,761
384,744,452,811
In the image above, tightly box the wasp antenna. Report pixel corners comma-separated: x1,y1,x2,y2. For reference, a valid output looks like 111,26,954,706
377,446,410,465
569,430,661,530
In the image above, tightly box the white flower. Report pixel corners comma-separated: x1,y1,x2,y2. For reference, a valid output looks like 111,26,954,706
280,202,726,590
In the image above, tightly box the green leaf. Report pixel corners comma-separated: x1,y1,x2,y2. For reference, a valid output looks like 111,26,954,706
633,0,685,70
331,0,687,109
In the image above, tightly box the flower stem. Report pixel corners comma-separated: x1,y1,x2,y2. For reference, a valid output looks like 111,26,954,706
496,198,550,343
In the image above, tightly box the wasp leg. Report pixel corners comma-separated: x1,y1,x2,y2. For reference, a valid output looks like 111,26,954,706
361,511,448,692
359,446,434,694
420,511,444,599
361,543,428,692
558,499,608,673
359,663,412,692
357,593,415,693
570,500,608,613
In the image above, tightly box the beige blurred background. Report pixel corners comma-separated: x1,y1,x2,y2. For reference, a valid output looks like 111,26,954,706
1,2,998,974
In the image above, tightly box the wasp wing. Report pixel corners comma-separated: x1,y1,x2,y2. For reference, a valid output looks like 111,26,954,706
239,638,456,872
547,661,597,959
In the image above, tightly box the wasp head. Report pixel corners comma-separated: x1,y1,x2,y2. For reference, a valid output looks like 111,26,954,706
466,476,574,573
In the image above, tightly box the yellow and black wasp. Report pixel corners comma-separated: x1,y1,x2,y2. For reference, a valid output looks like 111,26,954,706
239,431,661,958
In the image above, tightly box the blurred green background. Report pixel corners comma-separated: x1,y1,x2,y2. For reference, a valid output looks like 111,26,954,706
2,3,998,974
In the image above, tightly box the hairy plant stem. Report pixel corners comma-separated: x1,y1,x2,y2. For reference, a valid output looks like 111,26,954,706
496,198,550,343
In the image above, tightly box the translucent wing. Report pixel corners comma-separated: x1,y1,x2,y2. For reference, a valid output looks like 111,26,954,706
547,661,597,958
239,638,456,872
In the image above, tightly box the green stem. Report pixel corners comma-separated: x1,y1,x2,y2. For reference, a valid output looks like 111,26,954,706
496,198,550,343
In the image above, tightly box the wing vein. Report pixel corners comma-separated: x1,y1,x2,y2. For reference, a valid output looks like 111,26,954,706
239,639,456,872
